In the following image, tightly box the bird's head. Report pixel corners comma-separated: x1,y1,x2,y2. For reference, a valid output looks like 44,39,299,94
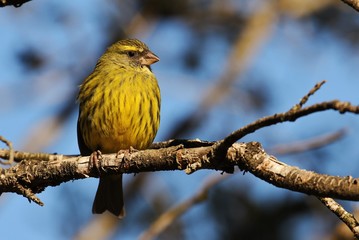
103,39,159,71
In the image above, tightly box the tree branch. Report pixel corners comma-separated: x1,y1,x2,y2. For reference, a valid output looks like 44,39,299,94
340,0,359,12
0,0,31,7
1,141,359,206
318,197,359,238
214,81,359,155
0,81,359,238
0,135,14,165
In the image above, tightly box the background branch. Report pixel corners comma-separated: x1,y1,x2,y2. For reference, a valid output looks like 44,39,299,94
340,0,359,11
271,128,347,155
140,174,229,240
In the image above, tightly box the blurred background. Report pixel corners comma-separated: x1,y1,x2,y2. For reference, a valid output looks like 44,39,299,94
1,0,359,239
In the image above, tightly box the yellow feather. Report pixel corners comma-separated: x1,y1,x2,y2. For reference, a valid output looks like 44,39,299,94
77,39,160,217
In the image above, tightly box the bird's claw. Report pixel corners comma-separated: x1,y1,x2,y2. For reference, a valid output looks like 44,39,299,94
89,150,102,175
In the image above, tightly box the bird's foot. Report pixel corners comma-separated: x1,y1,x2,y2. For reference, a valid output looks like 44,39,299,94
89,150,102,175
129,146,138,153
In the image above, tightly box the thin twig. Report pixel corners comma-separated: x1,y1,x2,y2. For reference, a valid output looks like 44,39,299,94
0,0,30,7
0,149,69,163
318,197,359,239
214,82,359,154
291,80,326,110
16,184,44,206
0,136,14,165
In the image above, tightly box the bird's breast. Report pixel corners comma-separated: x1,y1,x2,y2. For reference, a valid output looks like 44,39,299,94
79,72,160,153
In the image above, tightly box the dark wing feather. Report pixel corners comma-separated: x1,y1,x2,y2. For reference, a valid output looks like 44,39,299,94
77,109,92,156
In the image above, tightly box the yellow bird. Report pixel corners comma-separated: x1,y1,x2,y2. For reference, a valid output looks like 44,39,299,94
77,39,160,217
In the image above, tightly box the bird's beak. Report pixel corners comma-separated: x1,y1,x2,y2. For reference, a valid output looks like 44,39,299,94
140,51,160,66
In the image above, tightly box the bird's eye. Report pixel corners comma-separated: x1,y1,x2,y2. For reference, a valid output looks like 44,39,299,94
127,51,136,57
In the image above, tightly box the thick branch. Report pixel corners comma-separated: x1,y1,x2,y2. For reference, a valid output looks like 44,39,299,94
1,142,359,205
229,143,359,200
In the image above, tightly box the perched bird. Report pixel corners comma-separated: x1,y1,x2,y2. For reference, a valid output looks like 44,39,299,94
77,39,161,217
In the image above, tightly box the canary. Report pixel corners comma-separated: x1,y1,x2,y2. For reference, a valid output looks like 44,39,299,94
77,39,160,217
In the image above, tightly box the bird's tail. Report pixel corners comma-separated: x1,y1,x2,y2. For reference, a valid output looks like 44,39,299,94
92,174,125,218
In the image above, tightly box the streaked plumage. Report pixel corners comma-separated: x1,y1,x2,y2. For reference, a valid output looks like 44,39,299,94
77,39,160,217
